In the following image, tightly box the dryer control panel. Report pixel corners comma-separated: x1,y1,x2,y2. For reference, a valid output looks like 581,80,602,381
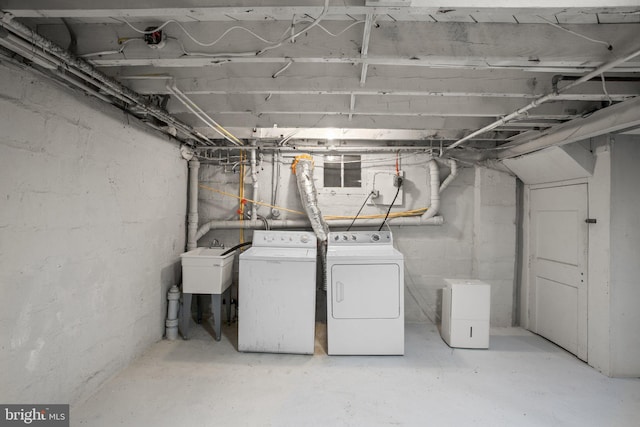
252,230,317,248
328,231,393,246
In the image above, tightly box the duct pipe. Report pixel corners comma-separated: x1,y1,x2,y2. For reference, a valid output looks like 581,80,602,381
250,141,259,220
0,12,211,146
195,216,444,241
187,158,200,251
292,156,330,242
444,45,640,153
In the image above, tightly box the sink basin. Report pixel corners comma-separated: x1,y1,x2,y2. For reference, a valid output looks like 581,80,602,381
181,247,236,294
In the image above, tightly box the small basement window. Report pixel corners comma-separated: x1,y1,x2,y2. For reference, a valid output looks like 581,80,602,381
323,155,361,188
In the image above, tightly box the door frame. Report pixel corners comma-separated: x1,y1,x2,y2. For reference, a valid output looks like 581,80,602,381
521,178,588,337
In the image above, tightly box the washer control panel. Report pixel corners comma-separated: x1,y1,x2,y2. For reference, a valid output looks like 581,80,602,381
328,231,393,246
252,230,317,248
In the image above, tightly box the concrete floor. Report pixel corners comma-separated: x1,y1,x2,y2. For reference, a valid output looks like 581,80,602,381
73,321,640,426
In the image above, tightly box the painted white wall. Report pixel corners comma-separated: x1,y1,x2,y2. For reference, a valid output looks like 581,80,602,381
0,63,187,403
609,135,640,377
198,153,516,327
473,167,516,326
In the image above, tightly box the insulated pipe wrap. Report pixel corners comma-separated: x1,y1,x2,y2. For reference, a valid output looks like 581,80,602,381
292,156,330,242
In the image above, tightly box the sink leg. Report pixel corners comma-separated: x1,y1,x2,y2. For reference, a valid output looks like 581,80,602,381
225,287,232,326
212,293,222,341
180,293,193,340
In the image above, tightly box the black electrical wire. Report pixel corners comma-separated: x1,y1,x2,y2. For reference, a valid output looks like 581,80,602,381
347,191,375,231
378,185,402,232
220,240,252,256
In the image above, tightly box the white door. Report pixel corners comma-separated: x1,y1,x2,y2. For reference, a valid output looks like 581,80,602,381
529,184,588,360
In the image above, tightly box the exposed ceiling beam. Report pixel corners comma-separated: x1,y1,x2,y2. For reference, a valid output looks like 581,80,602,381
359,13,374,87
4,2,639,22
194,126,513,141
88,56,640,73
350,13,374,121
497,96,640,159
174,112,507,131
348,94,356,121
114,70,640,101
166,94,600,118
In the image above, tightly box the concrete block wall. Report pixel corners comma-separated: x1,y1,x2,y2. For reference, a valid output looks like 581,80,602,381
394,165,476,324
199,152,516,327
0,63,187,404
473,167,517,327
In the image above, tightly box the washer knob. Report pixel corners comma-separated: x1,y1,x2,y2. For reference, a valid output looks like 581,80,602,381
300,235,309,243
371,233,380,242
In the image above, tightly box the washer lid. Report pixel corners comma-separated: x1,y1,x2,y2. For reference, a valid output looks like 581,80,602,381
240,247,317,261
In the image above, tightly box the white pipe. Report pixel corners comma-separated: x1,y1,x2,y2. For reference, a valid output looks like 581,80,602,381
421,159,441,220
444,45,640,153
187,158,200,251
250,141,259,220
439,159,458,193
270,151,280,217
195,216,445,241
165,285,180,340
167,83,244,146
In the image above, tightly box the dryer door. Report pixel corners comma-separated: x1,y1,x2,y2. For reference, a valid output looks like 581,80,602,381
331,263,401,319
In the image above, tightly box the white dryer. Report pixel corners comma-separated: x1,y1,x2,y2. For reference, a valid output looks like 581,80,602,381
326,231,404,355
238,230,317,354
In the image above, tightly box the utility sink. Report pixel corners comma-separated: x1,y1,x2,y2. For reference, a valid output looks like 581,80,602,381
180,247,236,294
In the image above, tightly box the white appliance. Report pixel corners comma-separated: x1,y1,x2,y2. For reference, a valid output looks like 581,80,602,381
238,230,317,354
441,278,491,349
326,231,404,355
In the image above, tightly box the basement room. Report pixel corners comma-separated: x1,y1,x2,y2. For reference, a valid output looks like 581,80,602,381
1,1,639,426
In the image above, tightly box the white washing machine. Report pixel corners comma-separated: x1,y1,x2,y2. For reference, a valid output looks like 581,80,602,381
238,230,317,354
326,231,404,355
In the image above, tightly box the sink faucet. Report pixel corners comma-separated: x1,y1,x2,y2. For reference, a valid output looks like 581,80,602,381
209,239,224,249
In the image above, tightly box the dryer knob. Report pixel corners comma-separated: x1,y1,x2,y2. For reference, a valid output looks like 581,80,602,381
300,235,309,243
371,233,380,242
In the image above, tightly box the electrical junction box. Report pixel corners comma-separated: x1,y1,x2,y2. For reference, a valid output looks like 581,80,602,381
441,279,491,349
367,170,404,206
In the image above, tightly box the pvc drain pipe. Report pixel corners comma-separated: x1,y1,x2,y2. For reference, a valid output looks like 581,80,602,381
165,285,181,340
